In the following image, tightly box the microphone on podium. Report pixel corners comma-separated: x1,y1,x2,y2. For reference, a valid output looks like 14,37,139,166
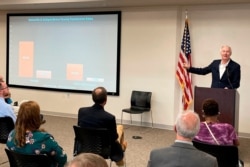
226,66,234,89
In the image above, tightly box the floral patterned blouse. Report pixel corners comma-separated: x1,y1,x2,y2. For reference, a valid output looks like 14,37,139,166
6,130,67,167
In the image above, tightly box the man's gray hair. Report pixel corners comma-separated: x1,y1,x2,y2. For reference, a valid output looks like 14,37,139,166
175,110,200,139
220,45,232,54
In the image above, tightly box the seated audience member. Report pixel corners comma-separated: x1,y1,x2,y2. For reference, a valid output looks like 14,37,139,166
78,87,127,167
147,110,218,167
0,81,16,123
0,75,12,104
65,153,108,167
18,100,46,124
6,101,67,167
193,98,239,146
0,77,45,124
194,98,244,166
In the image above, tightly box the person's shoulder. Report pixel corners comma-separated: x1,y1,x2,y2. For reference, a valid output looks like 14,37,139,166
0,97,9,105
209,59,221,66
229,59,240,67
0,98,13,110
6,131,15,147
103,110,115,118
217,122,233,127
150,146,170,154
7,129,15,139
32,131,54,140
220,122,235,129
215,122,236,131
212,59,221,63
78,106,92,112
79,106,92,110
200,122,206,126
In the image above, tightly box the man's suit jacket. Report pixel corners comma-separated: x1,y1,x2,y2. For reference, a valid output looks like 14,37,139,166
78,103,118,143
188,59,240,89
148,142,218,167
77,103,124,162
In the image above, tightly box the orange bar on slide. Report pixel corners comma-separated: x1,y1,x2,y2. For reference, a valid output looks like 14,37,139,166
19,41,34,77
67,64,83,81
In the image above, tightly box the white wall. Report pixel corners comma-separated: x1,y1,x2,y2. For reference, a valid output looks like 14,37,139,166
0,4,250,136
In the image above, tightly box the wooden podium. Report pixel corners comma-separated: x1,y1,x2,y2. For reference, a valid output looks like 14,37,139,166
194,86,239,132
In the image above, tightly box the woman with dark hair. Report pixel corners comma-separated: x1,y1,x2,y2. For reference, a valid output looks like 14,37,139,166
193,98,239,146
6,101,67,167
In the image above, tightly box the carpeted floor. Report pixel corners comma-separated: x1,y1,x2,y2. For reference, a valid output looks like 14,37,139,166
0,115,249,167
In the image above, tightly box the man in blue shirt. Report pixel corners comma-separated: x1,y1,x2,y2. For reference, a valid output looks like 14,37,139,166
0,81,16,123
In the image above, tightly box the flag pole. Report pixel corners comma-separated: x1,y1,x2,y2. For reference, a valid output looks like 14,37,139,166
185,10,188,19
176,9,193,110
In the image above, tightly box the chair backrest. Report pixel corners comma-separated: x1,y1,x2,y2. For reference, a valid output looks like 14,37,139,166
130,90,152,111
73,125,111,159
5,148,52,167
192,140,239,167
0,117,14,143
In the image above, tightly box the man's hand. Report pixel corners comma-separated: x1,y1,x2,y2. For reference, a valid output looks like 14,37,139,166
183,63,190,69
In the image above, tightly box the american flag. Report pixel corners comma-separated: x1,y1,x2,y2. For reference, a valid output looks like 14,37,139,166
176,17,193,110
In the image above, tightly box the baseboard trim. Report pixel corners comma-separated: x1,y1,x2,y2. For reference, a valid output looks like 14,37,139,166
238,132,250,138
42,111,77,118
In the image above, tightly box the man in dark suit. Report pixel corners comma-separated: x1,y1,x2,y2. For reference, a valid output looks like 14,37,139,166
183,45,240,89
78,87,127,167
147,110,218,167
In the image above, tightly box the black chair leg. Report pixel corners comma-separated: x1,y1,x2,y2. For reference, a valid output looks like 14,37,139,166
150,110,153,128
141,114,142,126
130,114,132,124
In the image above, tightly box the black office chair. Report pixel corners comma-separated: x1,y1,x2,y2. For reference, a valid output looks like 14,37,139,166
0,117,15,143
121,90,153,127
73,125,126,167
192,140,243,167
5,148,53,167
73,125,111,159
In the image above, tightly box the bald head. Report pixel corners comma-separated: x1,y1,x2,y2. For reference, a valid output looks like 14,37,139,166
92,87,107,105
175,110,200,140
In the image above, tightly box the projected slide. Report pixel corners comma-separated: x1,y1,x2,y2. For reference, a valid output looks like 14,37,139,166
7,11,121,95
